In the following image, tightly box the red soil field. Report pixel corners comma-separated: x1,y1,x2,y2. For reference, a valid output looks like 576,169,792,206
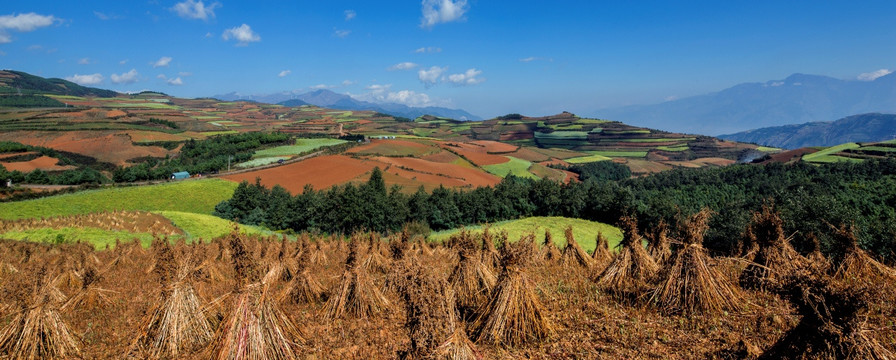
420,150,460,164
762,148,818,163
345,139,433,157
440,144,509,166
470,140,519,153
1,156,76,172
373,156,502,187
222,155,381,194
0,131,171,166
538,158,571,168
508,148,551,162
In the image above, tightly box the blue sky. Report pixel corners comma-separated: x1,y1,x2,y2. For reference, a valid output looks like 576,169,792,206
2,1,894,118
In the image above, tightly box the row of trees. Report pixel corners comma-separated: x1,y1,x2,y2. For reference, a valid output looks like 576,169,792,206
215,159,896,261
112,132,290,182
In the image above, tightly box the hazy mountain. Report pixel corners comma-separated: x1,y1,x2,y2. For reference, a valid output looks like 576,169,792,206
596,72,896,136
214,89,481,121
719,113,896,149
277,99,309,107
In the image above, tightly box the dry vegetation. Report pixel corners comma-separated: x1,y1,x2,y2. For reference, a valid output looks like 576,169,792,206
0,210,894,359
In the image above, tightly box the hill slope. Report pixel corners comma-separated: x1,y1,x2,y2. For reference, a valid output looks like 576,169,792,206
0,70,119,97
597,72,896,135
720,113,896,149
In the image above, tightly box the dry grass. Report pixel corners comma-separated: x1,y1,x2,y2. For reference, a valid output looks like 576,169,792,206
448,230,497,320
561,225,594,269
472,237,553,347
323,238,391,319
739,205,809,290
651,209,744,314
594,216,659,297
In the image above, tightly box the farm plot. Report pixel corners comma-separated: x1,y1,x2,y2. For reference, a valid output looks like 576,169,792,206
428,216,623,253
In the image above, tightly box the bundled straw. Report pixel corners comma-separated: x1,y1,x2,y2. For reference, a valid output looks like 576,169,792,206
739,205,809,290
398,262,454,358
480,225,501,269
281,243,324,304
61,266,114,311
324,238,391,319
650,209,744,314
647,220,672,265
759,270,894,359
448,230,497,320
472,235,553,347
131,256,213,358
0,267,80,360
828,223,896,291
594,216,658,295
560,225,594,269
541,229,560,262
591,232,613,269
206,231,304,359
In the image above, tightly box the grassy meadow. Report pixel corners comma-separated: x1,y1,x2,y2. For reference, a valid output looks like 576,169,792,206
428,216,623,253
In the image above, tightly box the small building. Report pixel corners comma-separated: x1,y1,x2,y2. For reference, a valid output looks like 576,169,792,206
171,171,190,180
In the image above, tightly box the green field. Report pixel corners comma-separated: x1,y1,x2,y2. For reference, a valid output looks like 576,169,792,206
106,102,181,110
253,138,347,157
803,143,861,163
756,146,781,152
656,145,690,152
156,211,270,240
534,131,590,139
0,179,237,220
565,154,612,164
618,138,694,143
236,156,290,168
590,150,649,158
428,216,623,253
482,157,538,179
0,211,270,249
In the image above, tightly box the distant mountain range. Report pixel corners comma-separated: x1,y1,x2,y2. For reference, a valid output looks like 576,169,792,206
596,72,896,136
719,113,896,149
213,89,481,121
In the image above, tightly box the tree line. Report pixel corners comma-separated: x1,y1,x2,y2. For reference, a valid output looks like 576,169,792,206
214,159,896,261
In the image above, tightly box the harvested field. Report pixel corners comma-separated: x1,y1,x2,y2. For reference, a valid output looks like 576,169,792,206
470,140,519,153
420,150,461,163
624,159,674,175
223,155,380,194
374,156,502,188
0,131,171,166
345,139,434,157
1,155,76,172
507,147,551,162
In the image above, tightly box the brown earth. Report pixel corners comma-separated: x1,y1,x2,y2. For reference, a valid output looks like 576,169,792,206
0,156,76,172
222,155,379,194
0,131,171,166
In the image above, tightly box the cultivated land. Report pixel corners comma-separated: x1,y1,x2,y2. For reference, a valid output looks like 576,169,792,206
0,70,895,359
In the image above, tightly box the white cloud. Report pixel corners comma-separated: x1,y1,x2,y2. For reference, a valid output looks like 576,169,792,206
167,77,184,86
0,12,57,43
354,84,437,107
310,84,336,90
178,72,192,77
278,70,291,78
414,46,442,53
0,13,57,32
857,69,893,81
344,10,356,21
78,57,91,65
65,73,103,86
152,56,172,68
519,57,536,63
342,80,354,86
119,59,128,65
664,95,679,102
94,11,121,20
172,0,220,21
205,32,213,38
445,68,483,86
389,62,419,71
111,69,139,84
420,0,468,28
156,74,167,79
418,66,446,87
222,24,261,46
333,29,351,38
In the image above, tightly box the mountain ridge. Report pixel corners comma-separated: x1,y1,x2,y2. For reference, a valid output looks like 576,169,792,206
719,113,896,149
214,88,482,121
596,72,896,136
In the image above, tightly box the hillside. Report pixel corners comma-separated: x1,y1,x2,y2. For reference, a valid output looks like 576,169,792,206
719,113,896,149
0,70,119,98
597,72,896,135
0,70,777,192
